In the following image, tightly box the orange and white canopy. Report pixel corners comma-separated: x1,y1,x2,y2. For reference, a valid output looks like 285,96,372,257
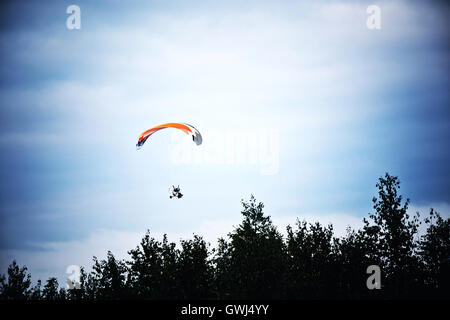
136,123,202,149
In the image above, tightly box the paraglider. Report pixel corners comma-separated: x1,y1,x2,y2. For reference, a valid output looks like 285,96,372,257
169,185,183,199
136,122,202,199
136,122,202,150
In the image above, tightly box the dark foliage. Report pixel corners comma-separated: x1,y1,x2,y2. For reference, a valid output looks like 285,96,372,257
1,173,448,300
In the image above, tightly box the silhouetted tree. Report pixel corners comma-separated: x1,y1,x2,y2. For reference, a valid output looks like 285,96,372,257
334,228,376,298
364,173,422,296
42,277,60,300
30,279,42,300
418,209,450,296
1,173,448,300
178,235,214,299
128,232,214,299
127,232,179,299
0,260,32,300
285,221,337,298
88,251,129,299
214,195,286,299
213,237,233,299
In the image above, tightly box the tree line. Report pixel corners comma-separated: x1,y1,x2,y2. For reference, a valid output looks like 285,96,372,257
0,173,448,300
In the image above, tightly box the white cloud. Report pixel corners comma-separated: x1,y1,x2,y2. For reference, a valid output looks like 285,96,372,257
1,0,449,289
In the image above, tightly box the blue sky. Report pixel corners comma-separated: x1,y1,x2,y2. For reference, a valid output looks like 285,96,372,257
0,0,449,285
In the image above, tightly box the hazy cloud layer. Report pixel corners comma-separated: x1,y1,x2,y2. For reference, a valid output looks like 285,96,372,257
0,0,449,282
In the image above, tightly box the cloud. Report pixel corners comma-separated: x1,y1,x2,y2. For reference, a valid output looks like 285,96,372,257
0,0,449,288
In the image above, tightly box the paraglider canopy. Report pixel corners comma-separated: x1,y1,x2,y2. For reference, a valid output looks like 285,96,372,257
136,122,201,200
136,123,202,150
